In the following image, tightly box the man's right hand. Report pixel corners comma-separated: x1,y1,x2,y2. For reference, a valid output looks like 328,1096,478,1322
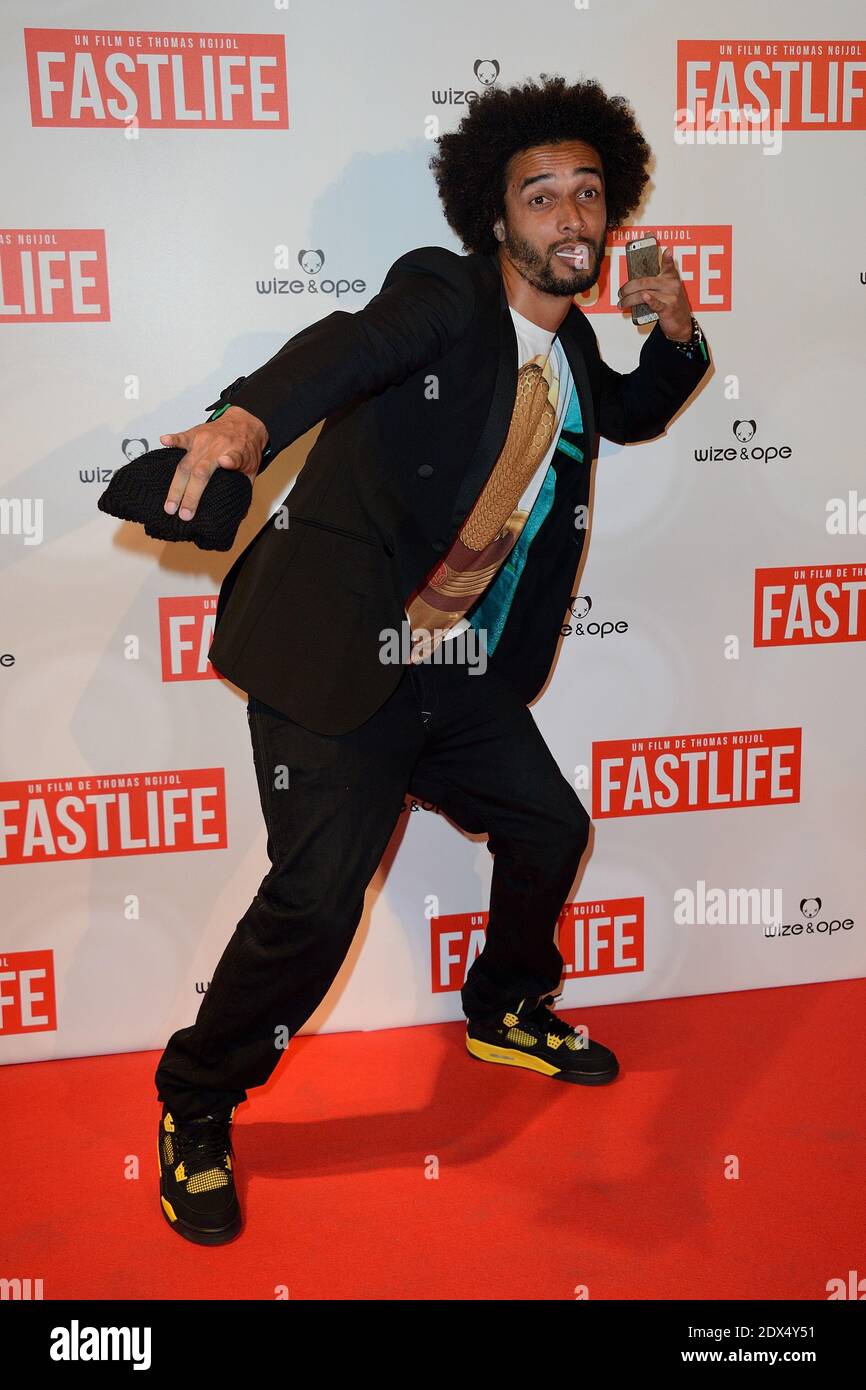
160,405,269,521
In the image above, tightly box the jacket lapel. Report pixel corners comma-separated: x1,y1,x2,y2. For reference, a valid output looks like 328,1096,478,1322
556,306,596,461
448,254,596,536
448,254,517,533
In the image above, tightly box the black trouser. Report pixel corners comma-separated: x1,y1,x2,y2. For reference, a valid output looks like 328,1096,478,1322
154,654,591,1121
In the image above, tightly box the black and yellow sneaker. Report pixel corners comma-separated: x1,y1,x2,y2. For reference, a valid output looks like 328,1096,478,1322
465,994,619,1086
158,1104,241,1245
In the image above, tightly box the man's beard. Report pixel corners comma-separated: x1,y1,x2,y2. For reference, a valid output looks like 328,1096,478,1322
499,221,605,296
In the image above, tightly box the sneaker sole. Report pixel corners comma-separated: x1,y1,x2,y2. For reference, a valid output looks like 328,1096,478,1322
159,1190,242,1246
466,1033,619,1086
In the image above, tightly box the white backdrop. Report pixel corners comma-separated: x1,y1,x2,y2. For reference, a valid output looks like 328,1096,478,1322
2,0,865,1066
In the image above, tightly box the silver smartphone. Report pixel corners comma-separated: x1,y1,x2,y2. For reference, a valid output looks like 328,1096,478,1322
624,235,660,324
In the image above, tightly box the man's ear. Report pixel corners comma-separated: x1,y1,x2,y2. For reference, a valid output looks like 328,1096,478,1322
493,219,505,241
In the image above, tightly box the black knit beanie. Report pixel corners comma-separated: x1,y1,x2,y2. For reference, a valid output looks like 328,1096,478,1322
97,376,261,551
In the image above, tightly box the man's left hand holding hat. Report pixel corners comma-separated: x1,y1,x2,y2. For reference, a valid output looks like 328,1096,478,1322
160,397,270,524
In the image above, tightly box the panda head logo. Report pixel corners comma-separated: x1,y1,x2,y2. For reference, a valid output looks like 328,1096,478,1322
474,59,500,87
733,419,756,443
122,438,148,461
298,249,324,275
570,595,592,620
800,897,821,918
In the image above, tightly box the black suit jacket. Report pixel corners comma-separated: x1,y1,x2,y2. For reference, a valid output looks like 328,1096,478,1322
206,245,710,733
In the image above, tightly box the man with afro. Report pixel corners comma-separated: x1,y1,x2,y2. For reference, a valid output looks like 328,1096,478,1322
154,74,710,1245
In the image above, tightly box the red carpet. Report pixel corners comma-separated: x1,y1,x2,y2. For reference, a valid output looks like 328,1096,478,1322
3,979,864,1301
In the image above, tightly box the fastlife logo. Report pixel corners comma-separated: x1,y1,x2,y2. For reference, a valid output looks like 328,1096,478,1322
50,1320,152,1370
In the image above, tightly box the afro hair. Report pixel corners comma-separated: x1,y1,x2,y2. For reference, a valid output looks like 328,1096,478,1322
429,73,652,256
